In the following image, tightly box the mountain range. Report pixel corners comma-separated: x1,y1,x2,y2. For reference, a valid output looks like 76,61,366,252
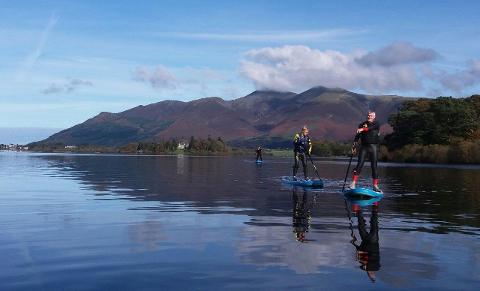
37,86,412,147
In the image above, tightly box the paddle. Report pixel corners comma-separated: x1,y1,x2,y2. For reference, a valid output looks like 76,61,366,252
342,141,356,192
344,198,357,245
306,153,322,180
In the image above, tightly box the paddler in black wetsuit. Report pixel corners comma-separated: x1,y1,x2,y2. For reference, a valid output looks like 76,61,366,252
350,112,382,192
255,146,263,161
293,126,312,180
351,203,381,282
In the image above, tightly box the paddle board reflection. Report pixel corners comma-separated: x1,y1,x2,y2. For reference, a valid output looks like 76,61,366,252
292,187,311,243
347,198,381,282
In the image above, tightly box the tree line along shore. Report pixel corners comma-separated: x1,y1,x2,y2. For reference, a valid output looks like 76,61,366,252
26,95,480,164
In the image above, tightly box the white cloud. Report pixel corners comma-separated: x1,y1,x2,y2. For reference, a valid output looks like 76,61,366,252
435,59,480,93
66,79,93,92
42,83,63,94
357,42,438,67
133,65,177,90
42,78,93,95
241,43,480,95
131,65,248,99
240,44,427,93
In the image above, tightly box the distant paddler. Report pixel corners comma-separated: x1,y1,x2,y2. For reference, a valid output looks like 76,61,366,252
350,111,382,192
255,146,263,162
293,126,312,180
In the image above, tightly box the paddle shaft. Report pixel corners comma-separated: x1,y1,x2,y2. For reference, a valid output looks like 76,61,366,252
344,198,358,246
306,153,321,180
342,141,357,192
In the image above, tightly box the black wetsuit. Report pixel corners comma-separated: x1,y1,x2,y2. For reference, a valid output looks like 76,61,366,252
353,121,380,179
255,148,263,161
354,209,380,272
293,133,312,179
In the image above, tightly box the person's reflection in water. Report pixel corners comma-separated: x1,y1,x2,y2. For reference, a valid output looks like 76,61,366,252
351,202,381,282
292,187,311,243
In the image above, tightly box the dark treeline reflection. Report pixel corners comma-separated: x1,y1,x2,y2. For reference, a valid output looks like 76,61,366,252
38,155,348,218
37,154,480,231
383,166,480,230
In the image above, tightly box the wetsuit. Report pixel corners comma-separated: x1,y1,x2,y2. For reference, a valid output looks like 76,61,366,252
354,209,380,272
255,148,263,161
353,121,380,179
293,133,312,179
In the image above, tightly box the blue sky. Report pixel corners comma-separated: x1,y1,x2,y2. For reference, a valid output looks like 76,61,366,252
0,0,479,133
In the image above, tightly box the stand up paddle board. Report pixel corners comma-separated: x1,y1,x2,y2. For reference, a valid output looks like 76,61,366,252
255,160,263,164
282,176,324,188
345,195,382,207
344,187,383,198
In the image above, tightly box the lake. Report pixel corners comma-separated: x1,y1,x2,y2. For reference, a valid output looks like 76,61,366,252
1,152,479,290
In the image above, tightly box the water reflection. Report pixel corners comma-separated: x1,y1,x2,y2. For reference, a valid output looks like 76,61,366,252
176,154,186,175
2,153,480,290
349,201,381,282
384,166,480,230
128,220,167,252
292,188,311,243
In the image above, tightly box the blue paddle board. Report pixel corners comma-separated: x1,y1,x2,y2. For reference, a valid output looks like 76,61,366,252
282,176,324,188
345,196,382,207
255,160,263,164
344,187,383,198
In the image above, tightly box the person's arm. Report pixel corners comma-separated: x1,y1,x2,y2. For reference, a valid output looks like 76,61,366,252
354,123,364,141
355,122,365,133
362,121,380,132
352,123,363,153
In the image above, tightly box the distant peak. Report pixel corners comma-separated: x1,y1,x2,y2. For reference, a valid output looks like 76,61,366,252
308,85,348,92
253,89,292,94
252,89,282,94
244,90,296,98
158,99,186,105
193,96,225,102
310,85,328,90
89,111,114,122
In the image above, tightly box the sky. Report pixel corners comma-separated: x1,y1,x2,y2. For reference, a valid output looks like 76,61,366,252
0,0,479,137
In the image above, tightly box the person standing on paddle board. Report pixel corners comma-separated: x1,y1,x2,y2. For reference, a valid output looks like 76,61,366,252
293,126,312,180
255,146,263,161
350,112,382,192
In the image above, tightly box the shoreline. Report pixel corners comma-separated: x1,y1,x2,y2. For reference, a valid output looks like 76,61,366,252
3,150,480,169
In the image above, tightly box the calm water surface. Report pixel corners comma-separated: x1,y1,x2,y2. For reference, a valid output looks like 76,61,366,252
1,152,479,290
